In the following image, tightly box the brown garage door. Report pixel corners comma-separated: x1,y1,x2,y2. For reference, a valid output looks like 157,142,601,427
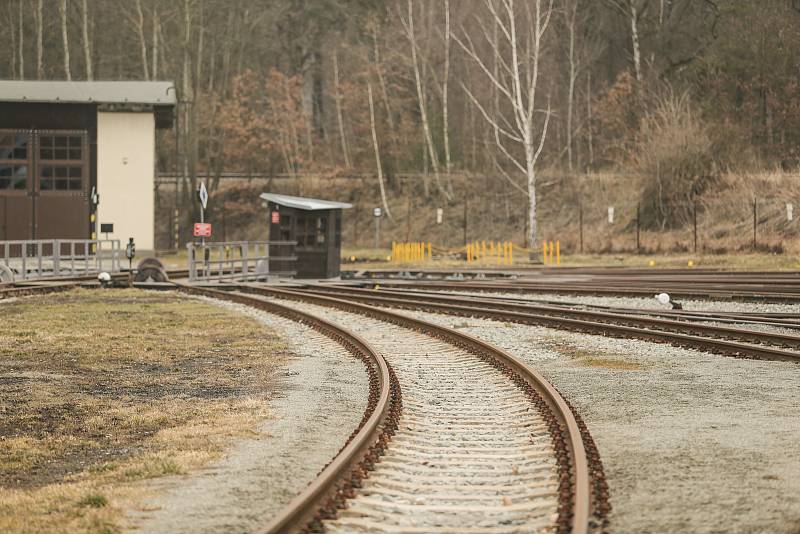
0,130,33,240
0,129,89,240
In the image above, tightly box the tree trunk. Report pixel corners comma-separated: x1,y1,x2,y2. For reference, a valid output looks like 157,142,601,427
367,81,392,220
333,51,352,168
60,0,71,81
135,0,150,80
405,0,449,200
442,0,452,174
629,0,642,83
36,0,43,79
81,0,92,80
151,6,159,79
566,1,577,171
18,1,24,80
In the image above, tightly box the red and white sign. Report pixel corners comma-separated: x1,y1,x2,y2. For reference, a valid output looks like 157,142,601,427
193,223,212,237
271,211,280,224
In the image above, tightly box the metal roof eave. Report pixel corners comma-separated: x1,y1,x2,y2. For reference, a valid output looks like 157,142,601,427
260,193,353,211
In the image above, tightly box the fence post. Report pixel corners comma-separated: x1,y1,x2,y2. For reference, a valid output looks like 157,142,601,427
753,198,757,251
579,202,583,253
693,200,698,254
635,202,640,253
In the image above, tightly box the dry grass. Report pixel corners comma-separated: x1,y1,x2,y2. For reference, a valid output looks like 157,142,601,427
541,338,645,371
0,288,287,533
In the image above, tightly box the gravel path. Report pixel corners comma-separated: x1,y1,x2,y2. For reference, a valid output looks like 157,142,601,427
262,298,561,533
383,306,800,533
130,299,368,533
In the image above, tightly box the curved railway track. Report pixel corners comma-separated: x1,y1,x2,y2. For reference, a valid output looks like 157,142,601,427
277,284,800,362
202,285,606,533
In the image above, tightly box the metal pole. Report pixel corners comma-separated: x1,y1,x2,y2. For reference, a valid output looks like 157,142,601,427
579,202,583,253
693,200,698,253
374,216,380,249
463,180,468,247
636,202,640,252
753,198,757,251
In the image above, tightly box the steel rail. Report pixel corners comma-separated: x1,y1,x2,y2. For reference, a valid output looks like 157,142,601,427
240,284,602,534
0,282,76,299
173,283,401,534
345,285,800,329
344,279,800,303
305,284,800,350
283,285,800,363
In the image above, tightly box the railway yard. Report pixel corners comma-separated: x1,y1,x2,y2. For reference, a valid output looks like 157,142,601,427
1,266,799,533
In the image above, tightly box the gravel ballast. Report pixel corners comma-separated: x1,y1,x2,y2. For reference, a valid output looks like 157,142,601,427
384,305,800,533
130,299,368,533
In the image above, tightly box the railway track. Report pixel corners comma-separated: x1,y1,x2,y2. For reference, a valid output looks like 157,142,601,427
197,284,606,533
276,284,800,362
359,287,800,330
345,271,800,302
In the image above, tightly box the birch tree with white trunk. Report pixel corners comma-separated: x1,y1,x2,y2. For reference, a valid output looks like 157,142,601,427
60,0,71,80
454,0,555,252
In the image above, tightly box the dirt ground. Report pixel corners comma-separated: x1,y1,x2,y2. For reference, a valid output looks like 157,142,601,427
0,288,287,533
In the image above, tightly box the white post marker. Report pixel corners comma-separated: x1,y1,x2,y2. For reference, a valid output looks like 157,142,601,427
787,203,793,222
436,208,443,224
608,206,615,224
373,207,382,249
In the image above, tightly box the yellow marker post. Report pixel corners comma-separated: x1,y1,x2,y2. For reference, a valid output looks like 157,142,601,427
556,240,561,266
542,242,548,265
466,244,471,263
509,242,513,265
427,242,432,260
481,241,486,260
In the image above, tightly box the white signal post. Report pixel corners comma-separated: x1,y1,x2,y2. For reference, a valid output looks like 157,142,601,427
373,207,382,250
198,182,209,246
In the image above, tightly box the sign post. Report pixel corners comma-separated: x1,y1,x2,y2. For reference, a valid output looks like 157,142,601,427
373,207,382,250
197,182,209,246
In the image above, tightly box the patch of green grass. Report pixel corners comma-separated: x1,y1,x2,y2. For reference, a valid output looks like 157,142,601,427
540,337,645,370
78,494,108,509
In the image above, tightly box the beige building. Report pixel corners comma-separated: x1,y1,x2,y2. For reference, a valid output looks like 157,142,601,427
0,81,175,253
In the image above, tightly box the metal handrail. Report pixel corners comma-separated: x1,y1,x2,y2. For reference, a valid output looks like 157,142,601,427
0,239,121,281
186,240,297,282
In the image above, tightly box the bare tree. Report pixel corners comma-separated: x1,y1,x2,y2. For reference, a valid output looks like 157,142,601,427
606,0,643,83
81,0,92,80
367,80,392,220
131,0,150,80
18,1,24,79
36,0,43,79
442,0,452,174
60,0,71,80
333,50,352,168
455,0,555,251
400,0,450,200
151,6,159,78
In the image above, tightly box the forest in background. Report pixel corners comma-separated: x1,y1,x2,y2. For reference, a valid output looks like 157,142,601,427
3,0,800,252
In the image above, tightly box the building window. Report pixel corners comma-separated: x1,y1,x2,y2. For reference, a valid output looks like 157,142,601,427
39,135,83,161
316,216,326,244
40,165,83,191
37,134,85,192
0,133,29,191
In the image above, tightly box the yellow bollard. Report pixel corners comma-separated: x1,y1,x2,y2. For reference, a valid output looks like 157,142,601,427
509,242,513,265
428,242,432,261
542,242,548,265
466,243,471,263
556,240,561,266
549,240,554,265
481,241,486,261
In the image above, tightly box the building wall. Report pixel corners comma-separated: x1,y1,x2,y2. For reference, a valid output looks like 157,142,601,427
96,112,154,251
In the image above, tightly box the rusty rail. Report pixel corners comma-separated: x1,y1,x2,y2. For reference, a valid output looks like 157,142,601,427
240,283,604,533
173,283,401,534
293,285,800,363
